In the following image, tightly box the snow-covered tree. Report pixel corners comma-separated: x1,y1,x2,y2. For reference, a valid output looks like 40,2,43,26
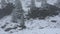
12,0,26,29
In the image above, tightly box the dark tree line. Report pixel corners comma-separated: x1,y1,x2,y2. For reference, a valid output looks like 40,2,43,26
0,3,15,19
28,4,60,19
27,0,60,19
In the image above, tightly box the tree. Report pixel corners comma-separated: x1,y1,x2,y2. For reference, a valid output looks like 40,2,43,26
41,0,47,8
27,0,37,19
0,0,15,19
0,3,15,19
30,0,36,9
12,0,26,29
27,0,60,19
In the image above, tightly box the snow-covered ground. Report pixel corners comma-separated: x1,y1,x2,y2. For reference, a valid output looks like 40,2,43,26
0,27,60,34
0,0,60,34
12,28,60,34
0,14,60,34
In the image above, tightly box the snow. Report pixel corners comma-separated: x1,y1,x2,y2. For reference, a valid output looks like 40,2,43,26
35,2,41,7
47,0,57,5
0,15,60,34
12,28,60,34
0,28,9,34
25,19,49,29
0,0,60,34
0,26,60,34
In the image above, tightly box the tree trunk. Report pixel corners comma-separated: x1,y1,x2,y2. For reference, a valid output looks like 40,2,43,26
41,0,47,8
30,0,36,10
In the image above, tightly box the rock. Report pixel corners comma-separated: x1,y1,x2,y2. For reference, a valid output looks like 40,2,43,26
51,20,57,23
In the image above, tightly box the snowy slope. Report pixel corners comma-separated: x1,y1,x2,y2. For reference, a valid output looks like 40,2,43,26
0,0,60,34
0,14,60,34
12,28,60,34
